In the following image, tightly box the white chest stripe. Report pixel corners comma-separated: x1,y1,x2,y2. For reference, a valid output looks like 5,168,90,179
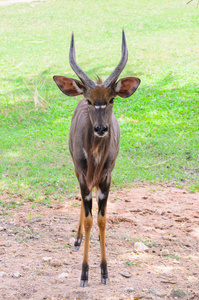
83,148,88,159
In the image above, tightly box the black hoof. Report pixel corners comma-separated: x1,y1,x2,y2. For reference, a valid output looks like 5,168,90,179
101,277,108,285
80,262,89,287
80,279,88,287
73,245,80,252
101,260,108,285
74,237,82,252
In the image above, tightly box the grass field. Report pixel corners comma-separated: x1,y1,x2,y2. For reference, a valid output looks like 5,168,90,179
0,0,199,205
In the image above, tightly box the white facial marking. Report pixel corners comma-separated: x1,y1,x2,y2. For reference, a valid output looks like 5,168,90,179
83,148,88,159
115,80,122,93
72,81,83,94
97,189,105,201
85,192,92,201
95,105,106,109
94,131,108,138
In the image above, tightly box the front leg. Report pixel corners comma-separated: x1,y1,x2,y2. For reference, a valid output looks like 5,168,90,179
79,177,93,287
97,175,111,285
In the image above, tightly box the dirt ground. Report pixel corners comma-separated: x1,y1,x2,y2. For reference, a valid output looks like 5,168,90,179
0,184,199,300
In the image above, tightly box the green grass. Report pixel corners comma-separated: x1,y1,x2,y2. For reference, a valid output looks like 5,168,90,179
125,259,140,267
0,0,199,205
165,254,181,260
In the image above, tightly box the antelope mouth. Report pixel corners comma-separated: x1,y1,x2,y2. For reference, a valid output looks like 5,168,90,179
94,131,109,138
94,125,108,138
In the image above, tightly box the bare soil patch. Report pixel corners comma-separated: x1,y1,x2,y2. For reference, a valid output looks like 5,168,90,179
0,184,199,299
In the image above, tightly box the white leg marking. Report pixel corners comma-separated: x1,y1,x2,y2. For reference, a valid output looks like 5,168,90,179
85,192,92,201
97,189,105,201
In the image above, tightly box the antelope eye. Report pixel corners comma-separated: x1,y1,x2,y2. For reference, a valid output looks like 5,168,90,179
87,99,92,106
109,98,114,104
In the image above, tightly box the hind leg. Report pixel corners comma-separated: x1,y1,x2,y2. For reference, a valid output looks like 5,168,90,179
74,198,85,252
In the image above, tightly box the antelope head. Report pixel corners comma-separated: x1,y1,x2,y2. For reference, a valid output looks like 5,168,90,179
53,30,141,138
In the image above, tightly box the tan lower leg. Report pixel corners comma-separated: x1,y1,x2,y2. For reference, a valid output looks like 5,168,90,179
80,213,93,286
74,199,85,251
98,211,107,262
83,213,93,263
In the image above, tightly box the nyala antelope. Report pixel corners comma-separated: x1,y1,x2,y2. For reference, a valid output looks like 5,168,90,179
53,30,140,287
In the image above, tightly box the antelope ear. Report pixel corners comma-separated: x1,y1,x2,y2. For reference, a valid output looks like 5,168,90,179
53,75,84,96
114,77,141,98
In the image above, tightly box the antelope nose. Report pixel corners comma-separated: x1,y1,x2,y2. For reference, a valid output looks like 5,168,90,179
94,125,108,136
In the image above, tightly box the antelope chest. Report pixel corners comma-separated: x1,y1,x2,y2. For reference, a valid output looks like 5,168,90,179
94,151,103,166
